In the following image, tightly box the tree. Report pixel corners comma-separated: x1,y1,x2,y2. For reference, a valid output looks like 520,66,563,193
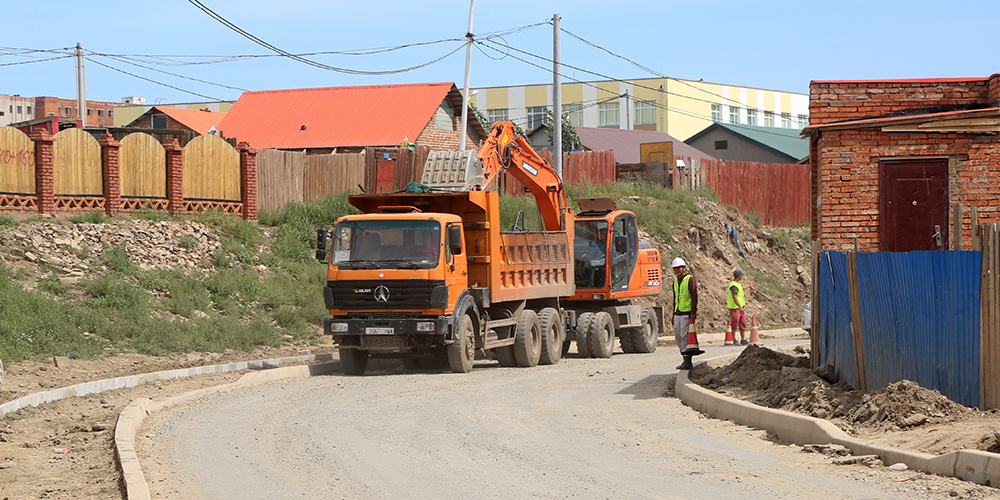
543,108,584,151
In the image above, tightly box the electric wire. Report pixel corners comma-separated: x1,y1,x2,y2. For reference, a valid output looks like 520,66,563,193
87,58,222,101
88,51,250,92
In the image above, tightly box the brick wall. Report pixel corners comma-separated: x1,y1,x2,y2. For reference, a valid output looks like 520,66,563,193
416,114,482,151
809,78,991,126
815,129,1000,251
34,96,121,128
129,114,191,132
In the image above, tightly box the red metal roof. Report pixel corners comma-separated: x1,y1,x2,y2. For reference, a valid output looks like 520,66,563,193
154,106,227,135
217,83,469,149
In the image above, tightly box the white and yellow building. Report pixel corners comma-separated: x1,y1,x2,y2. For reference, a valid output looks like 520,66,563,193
470,77,808,141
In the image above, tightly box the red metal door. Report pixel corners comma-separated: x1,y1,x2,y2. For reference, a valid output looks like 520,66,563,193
376,159,395,194
879,158,948,252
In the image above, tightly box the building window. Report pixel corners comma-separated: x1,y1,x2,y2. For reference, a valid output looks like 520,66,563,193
527,106,547,130
781,112,791,128
97,109,104,117
0,111,4,116
729,105,739,124
715,140,728,150
635,100,656,125
26,106,31,115
798,114,808,129
109,110,113,118
711,104,721,123
764,111,774,127
16,106,22,114
746,109,757,126
562,103,583,127
486,108,508,125
87,109,93,117
152,115,168,129
598,101,619,127
65,107,71,115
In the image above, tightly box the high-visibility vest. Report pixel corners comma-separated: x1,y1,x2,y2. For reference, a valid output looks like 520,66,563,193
674,274,692,313
727,280,745,309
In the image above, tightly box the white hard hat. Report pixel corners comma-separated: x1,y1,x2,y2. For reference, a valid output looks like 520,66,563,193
671,257,686,268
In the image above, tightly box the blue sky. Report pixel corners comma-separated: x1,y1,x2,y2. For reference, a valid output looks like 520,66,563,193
4,0,1000,105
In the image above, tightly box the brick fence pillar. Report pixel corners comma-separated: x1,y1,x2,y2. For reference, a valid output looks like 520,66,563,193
30,129,54,215
164,138,184,216
238,142,258,220
99,134,122,216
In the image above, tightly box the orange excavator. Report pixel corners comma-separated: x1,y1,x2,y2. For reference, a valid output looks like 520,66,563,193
315,121,661,375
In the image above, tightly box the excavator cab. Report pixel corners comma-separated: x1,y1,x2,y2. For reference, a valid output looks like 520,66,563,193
570,198,656,300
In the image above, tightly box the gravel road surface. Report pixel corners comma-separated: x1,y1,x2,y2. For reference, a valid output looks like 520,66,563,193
136,340,978,499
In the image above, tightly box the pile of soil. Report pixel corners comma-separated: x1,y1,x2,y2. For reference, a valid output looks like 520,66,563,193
689,345,1000,455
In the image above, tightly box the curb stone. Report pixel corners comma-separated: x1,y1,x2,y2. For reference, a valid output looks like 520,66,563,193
676,351,1000,487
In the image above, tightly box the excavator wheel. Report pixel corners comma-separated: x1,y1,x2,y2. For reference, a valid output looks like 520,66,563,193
513,309,542,367
575,312,595,358
588,311,615,358
538,307,564,365
625,306,659,354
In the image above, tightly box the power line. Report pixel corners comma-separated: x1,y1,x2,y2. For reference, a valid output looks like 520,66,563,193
0,55,73,67
87,58,222,101
187,0,466,75
88,51,249,92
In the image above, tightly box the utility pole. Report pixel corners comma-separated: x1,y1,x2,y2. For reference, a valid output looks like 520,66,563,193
659,84,664,133
458,0,475,151
625,91,630,130
552,14,562,179
75,42,86,127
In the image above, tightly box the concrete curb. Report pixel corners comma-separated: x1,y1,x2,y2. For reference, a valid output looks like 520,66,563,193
0,353,335,418
676,352,1000,486
116,360,341,500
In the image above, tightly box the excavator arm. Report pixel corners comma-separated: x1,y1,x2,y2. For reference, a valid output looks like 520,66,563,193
476,121,570,232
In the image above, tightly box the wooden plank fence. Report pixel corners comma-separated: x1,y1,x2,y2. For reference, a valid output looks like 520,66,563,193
501,149,616,195
981,222,1000,408
686,157,810,227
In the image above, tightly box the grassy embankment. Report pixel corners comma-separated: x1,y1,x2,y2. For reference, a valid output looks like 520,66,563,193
0,179,718,364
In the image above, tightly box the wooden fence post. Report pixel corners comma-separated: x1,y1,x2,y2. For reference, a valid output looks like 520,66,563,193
30,129,54,216
238,142,258,221
163,138,184,215
982,223,1000,408
846,251,867,392
98,134,121,217
954,202,964,250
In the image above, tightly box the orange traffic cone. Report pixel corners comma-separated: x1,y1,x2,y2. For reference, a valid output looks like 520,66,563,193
748,315,761,345
682,317,705,356
724,319,735,346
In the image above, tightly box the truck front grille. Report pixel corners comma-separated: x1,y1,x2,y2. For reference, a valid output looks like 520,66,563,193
330,280,445,310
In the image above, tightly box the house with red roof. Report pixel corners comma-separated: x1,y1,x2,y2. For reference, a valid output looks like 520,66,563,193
125,106,227,136
805,74,1000,252
216,82,487,153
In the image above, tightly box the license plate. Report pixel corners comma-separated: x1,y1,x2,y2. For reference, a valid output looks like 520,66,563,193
365,327,394,335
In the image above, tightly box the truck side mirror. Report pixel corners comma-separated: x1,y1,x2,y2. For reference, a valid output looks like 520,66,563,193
448,225,463,255
316,228,329,262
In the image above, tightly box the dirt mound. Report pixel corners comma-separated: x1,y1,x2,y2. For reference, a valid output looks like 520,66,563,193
689,345,1000,454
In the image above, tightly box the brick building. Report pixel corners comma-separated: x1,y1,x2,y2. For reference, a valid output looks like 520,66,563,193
804,74,1000,252
33,96,121,127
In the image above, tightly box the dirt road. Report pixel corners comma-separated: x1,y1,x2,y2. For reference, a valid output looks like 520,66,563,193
134,339,990,500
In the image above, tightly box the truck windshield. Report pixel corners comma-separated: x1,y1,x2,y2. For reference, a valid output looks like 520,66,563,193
332,220,441,269
574,219,609,289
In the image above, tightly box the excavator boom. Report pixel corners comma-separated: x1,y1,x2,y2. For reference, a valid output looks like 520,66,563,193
476,121,570,232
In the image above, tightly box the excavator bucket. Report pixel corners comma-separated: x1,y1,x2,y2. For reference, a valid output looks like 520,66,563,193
420,151,486,192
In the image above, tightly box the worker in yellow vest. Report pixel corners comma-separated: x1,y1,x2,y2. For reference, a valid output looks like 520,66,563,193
671,257,701,370
728,269,748,345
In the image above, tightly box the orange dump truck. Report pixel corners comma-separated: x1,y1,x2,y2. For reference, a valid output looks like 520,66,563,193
315,123,575,374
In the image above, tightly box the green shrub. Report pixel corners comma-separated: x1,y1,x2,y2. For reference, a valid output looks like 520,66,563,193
0,215,18,228
101,244,141,277
69,211,111,224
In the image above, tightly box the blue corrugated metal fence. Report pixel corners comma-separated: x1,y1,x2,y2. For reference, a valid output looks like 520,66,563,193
818,250,981,407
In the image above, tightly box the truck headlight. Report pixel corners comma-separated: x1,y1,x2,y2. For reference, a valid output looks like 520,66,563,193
416,322,435,332
332,323,349,333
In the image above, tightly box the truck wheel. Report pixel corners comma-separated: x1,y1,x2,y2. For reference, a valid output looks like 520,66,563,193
619,326,637,353
628,306,659,353
589,311,615,358
339,347,369,375
448,314,476,373
514,309,541,367
538,307,564,365
575,312,595,358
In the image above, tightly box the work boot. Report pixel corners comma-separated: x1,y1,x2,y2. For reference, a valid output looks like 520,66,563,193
676,354,693,371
